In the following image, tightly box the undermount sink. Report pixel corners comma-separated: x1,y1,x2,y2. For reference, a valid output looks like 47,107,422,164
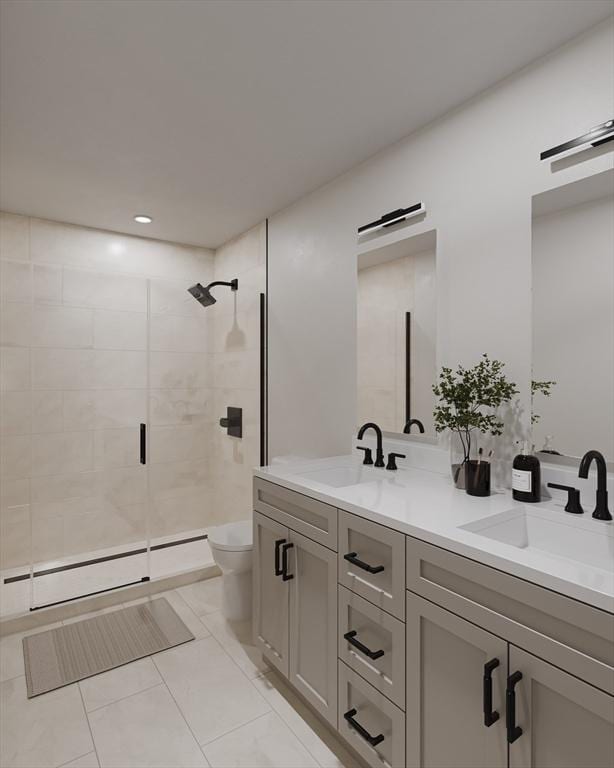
460,508,614,573
296,465,381,488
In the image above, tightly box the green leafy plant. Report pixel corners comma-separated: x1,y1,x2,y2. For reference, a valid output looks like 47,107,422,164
531,379,556,424
432,354,518,464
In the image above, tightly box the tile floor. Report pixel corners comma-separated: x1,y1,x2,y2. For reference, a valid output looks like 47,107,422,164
0,576,360,768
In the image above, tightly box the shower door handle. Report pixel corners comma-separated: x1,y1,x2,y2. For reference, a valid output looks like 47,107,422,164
140,423,146,465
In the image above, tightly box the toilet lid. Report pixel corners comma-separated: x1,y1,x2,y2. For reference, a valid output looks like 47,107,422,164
208,520,253,551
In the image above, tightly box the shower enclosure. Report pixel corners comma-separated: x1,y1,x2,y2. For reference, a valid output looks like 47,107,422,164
0,215,266,617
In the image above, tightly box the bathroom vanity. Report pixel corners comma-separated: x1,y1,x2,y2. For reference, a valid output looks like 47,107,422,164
252,457,614,768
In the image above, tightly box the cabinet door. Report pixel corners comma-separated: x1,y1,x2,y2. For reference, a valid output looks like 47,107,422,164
288,530,338,727
406,592,507,768
253,511,289,676
509,646,614,768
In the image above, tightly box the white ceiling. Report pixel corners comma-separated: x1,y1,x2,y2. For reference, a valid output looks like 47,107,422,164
1,0,612,249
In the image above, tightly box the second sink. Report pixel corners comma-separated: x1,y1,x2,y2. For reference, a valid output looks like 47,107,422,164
460,507,613,573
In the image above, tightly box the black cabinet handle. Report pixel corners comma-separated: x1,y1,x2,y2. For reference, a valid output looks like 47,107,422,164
344,630,385,661
343,552,385,574
140,423,146,465
281,542,294,581
483,658,500,727
506,671,523,744
343,709,384,747
274,538,286,576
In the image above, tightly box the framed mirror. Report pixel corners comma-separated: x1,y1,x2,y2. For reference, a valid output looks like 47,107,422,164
531,168,614,464
356,228,437,439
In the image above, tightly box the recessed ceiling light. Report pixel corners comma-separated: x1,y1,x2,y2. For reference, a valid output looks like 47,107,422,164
134,214,153,224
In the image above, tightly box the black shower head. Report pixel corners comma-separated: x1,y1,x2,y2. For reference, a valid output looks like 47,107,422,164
188,283,216,307
187,279,238,308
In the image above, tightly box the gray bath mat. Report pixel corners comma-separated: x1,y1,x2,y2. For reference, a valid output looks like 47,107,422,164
23,598,194,697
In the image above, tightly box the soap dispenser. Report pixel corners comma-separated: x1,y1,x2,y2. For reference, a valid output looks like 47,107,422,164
512,441,541,503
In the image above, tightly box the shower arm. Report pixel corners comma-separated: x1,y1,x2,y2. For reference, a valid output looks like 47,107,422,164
207,279,238,291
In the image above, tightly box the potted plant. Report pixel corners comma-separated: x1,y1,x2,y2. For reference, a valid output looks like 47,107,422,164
432,354,518,488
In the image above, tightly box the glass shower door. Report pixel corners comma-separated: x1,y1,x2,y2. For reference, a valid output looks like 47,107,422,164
29,269,151,609
147,276,211,579
28,267,212,610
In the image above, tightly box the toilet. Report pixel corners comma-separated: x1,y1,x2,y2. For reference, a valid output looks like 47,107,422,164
208,520,253,621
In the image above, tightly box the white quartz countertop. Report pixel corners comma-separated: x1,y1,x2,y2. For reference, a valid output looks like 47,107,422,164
254,455,614,613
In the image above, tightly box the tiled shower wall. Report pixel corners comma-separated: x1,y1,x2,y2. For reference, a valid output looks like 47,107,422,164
0,212,218,571
210,223,266,525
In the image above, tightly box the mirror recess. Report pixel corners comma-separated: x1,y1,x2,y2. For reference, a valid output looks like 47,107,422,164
356,225,437,441
531,168,614,465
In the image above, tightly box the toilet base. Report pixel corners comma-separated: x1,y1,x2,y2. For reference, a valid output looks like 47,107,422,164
221,569,252,621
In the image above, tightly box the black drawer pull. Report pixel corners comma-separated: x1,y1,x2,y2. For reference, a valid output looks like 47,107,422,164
344,630,385,661
483,658,500,727
343,708,384,747
343,552,385,574
281,542,294,581
274,538,286,576
506,671,523,744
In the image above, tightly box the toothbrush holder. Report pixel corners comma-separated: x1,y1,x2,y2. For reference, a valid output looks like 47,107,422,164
465,460,491,497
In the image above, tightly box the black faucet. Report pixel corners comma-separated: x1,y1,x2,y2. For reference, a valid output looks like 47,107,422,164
403,418,425,434
357,422,385,468
578,450,612,521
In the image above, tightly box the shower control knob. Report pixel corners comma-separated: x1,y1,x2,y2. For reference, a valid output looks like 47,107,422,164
219,407,242,438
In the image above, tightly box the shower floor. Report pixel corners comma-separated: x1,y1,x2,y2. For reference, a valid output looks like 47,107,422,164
0,529,214,619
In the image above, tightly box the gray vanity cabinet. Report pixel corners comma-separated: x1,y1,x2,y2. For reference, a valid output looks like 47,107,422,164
254,477,614,768
253,484,338,728
288,529,338,727
508,646,614,768
253,510,290,675
406,592,507,768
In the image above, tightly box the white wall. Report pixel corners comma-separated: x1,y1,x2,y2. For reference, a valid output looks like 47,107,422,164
532,193,614,458
268,19,614,460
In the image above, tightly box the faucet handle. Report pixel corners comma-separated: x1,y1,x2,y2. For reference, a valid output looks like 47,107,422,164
357,446,374,466
547,483,584,515
386,452,406,471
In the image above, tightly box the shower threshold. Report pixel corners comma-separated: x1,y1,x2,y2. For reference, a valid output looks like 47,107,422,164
0,529,215,620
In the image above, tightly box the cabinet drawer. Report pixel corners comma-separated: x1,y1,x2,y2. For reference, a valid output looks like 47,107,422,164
338,661,405,768
254,477,337,551
339,511,405,619
406,536,614,695
339,586,405,710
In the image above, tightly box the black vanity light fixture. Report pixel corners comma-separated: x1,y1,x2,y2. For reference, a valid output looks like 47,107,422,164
540,119,614,161
358,202,425,235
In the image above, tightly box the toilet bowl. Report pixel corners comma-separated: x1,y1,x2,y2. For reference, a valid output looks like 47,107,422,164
208,520,253,621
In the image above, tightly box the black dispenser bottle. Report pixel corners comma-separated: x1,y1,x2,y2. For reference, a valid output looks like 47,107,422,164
512,442,541,503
